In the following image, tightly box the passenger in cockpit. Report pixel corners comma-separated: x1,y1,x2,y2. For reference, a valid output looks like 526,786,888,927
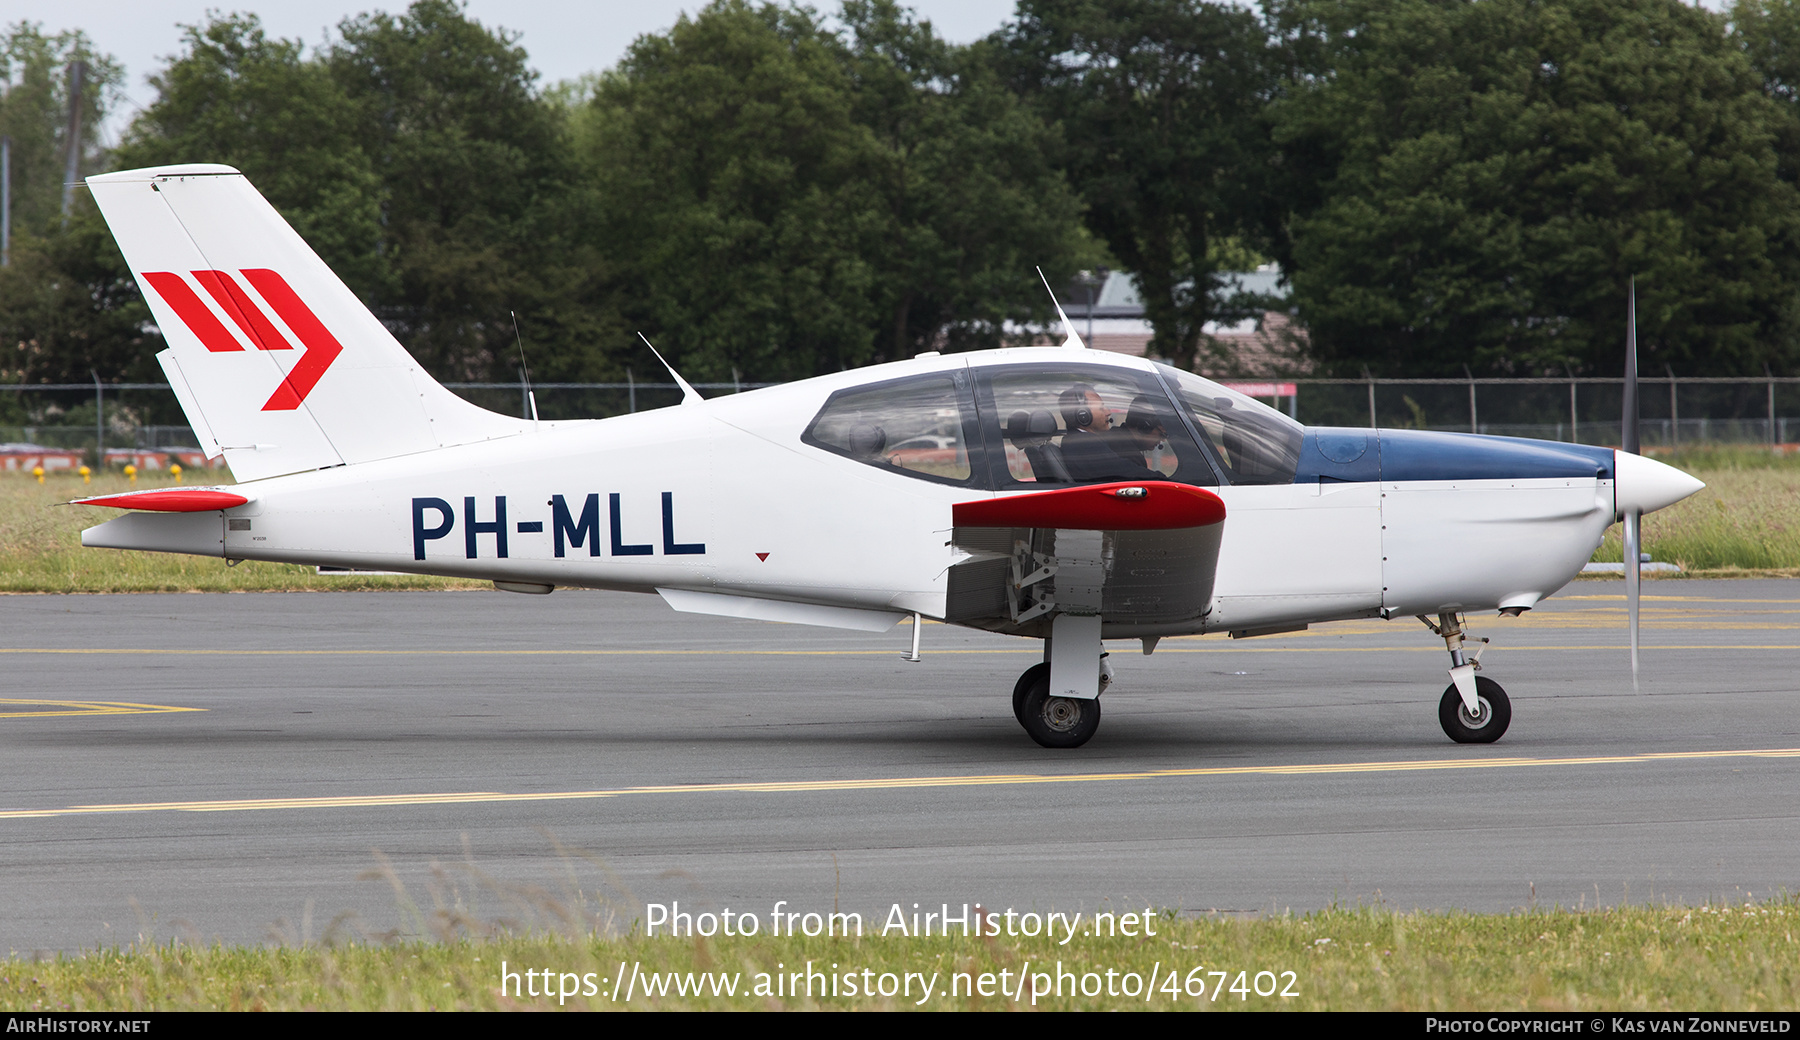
1059,384,1158,482
1114,394,1171,467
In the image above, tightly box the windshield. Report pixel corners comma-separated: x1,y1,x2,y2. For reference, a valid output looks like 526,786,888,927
1156,365,1304,485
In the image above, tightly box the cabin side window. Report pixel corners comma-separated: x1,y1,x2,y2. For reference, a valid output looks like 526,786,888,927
802,370,981,486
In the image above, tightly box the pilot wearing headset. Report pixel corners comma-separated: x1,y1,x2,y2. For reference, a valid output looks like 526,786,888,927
1058,383,1159,482
1059,383,1111,437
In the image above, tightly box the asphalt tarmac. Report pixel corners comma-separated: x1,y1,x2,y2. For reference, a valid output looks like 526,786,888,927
1,580,1796,953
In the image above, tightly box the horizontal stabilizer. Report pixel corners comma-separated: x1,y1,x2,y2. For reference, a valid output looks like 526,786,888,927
954,481,1225,531
74,488,250,512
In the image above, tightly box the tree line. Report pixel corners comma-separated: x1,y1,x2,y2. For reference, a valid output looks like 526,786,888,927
5,0,1800,402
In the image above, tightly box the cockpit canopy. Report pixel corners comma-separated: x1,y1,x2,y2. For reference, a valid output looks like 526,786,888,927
802,360,1304,489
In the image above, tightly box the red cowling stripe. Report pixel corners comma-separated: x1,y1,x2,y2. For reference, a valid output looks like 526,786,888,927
141,272,244,353
76,490,249,512
241,269,344,412
953,481,1225,531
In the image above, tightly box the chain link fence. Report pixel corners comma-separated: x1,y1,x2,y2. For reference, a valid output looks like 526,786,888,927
3,375,1795,466
1284,376,1800,447
0,381,774,466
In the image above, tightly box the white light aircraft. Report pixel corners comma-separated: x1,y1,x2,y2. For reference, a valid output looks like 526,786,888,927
78,165,1704,748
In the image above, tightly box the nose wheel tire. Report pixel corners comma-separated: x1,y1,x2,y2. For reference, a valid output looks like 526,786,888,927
1017,668,1100,748
1439,676,1511,744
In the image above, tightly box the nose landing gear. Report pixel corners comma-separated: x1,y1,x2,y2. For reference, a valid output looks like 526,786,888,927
1421,612,1510,743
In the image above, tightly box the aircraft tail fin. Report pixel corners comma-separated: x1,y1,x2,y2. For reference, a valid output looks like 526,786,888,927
87,164,525,482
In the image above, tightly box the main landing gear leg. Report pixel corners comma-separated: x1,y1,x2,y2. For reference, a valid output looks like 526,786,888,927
1420,612,1510,743
1013,614,1108,748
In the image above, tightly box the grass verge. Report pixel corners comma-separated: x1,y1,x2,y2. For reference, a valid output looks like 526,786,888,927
8,901,1798,1011
0,473,483,593
1591,447,1800,574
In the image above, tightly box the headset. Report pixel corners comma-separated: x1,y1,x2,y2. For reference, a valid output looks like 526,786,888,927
1059,384,1097,431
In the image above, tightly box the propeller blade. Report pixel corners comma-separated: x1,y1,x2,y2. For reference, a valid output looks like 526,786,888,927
1623,276,1641,687
1623,278,1640,455
1624,508,1640,685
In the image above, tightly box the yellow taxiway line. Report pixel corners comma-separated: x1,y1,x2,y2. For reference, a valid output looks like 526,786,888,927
2,747,1795,820
0,698,203,718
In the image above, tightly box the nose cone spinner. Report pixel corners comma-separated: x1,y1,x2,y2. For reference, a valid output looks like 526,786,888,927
1614,451,1705,517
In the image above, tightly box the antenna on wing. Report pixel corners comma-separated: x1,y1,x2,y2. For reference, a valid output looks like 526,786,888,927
512,310,539,427
638,332,704,407
1037,267,1087,350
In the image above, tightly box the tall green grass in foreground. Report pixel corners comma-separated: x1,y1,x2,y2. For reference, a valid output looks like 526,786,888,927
8,902,1798,1010
0,473,481,592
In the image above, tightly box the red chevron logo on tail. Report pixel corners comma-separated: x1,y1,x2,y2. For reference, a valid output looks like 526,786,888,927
141,268,344,411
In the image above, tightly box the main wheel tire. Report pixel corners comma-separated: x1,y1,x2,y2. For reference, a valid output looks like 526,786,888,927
1012,663,1048,724
1439,676,1511,744
1018,670,1101,748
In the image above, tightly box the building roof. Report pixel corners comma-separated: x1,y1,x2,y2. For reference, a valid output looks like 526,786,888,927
1045,267,1308,378
1058,266,1288,318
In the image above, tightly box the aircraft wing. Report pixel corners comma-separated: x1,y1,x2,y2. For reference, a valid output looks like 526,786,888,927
945,481,1226,637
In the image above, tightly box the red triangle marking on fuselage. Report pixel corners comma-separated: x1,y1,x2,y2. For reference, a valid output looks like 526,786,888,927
755,552,769,561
